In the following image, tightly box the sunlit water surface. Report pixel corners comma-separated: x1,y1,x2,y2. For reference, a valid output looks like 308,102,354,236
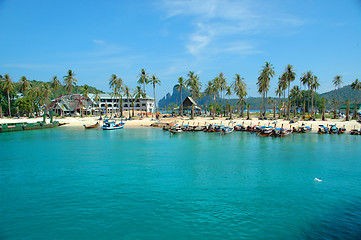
1,127,361,239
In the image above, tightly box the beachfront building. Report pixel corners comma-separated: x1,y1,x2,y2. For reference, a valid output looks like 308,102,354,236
87,93,155,115
49,94,93,116
174,96,201,116
49,93,155,116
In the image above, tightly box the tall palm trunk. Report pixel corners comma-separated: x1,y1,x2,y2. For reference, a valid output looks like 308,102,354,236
287,86,290,119
7,90,11,117
247,104,250,120
241,100,244,118
180,87,183,116
273,101,276,118
132,100,135,117
153,86,156,115
311,89,314,117
307,86,311,114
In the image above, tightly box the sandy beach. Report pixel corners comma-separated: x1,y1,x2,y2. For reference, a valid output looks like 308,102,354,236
1,113,360,132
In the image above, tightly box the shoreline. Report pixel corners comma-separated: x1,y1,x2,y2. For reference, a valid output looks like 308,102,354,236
1,116,360,132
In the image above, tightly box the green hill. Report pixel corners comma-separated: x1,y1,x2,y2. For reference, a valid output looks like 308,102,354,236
319,85,361,104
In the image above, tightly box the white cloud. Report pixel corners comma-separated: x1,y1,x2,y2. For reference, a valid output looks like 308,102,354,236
159,0,305,56
93,39,105,45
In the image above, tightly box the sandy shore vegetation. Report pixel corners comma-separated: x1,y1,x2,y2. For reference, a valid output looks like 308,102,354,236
1,110,360,132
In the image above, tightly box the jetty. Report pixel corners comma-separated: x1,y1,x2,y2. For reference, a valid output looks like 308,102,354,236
0,111,60,133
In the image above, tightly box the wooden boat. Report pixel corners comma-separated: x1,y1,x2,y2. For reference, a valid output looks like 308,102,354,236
317,125,328,134
170,125,182,133
258,126,273,136
294,125,312,133
214,125,225,132
84,122,99,129
350,129,360,135
101,119,124,130
328,125,338,134
337,126,346,134
221,126,234,134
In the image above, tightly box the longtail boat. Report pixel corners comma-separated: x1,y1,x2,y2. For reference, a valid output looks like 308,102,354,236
328,125,338,134
84,122,99,129
317,125,328,134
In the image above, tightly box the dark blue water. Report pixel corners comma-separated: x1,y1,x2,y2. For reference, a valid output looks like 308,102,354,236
1,128,361,239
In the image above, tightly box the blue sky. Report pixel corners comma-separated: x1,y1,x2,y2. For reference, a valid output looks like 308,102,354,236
1,0,361,100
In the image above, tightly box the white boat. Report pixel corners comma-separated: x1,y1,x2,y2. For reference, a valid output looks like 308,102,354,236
169,125,182,134
101,119,124,130
221,126,233,134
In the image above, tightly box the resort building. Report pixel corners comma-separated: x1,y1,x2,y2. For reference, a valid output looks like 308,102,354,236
49,94,155,116
49,94,93,116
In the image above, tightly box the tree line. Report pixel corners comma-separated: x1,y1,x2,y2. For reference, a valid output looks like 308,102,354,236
172,62,360,120
1,63,360,119
0,69,161,118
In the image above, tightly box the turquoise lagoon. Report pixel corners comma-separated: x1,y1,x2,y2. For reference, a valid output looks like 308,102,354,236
1,128,361,239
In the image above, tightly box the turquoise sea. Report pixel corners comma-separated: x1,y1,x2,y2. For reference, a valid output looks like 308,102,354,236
1,127,361,239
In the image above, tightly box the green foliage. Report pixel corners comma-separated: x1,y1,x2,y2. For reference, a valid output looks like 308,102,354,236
16,97,32,116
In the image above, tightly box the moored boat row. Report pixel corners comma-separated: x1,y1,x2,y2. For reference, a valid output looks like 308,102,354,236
317,124,347,134
162,121,361,137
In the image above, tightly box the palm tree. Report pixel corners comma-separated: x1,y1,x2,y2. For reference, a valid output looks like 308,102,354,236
109,74,123,117
300,71,313,115
351,79,361,119
94,90,101,116
81,84,89,98
40,83,52,111
311,75,320,117
351,79,361,91
232,74,247,118
277,76,288,116
218,72,227,102
174,77,186,116
134,86,145,117
281,65,296,119
138,69,149,95
290,86,302,117
225,86,232,117
2,74,15,116
333,75,343,115
63,70,77,95
186,71,201,118
150,75,161,115
50,76,61,95
205,80,216,100
186,71,201,98
257,62,275,118
186,72,200,112
123,85,132,118
275,86,283,119
246,103,250,120
19,76,30,97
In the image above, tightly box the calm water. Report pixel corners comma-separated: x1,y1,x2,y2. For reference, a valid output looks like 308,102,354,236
1,127,361,240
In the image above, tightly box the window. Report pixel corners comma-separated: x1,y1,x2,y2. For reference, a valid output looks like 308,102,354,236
136,104,140,107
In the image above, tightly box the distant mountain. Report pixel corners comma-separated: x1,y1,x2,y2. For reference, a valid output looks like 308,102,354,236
158,87,266,110
158,86,191,108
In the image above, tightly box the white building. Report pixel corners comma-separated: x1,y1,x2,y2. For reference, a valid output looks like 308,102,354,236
87,93,155,115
